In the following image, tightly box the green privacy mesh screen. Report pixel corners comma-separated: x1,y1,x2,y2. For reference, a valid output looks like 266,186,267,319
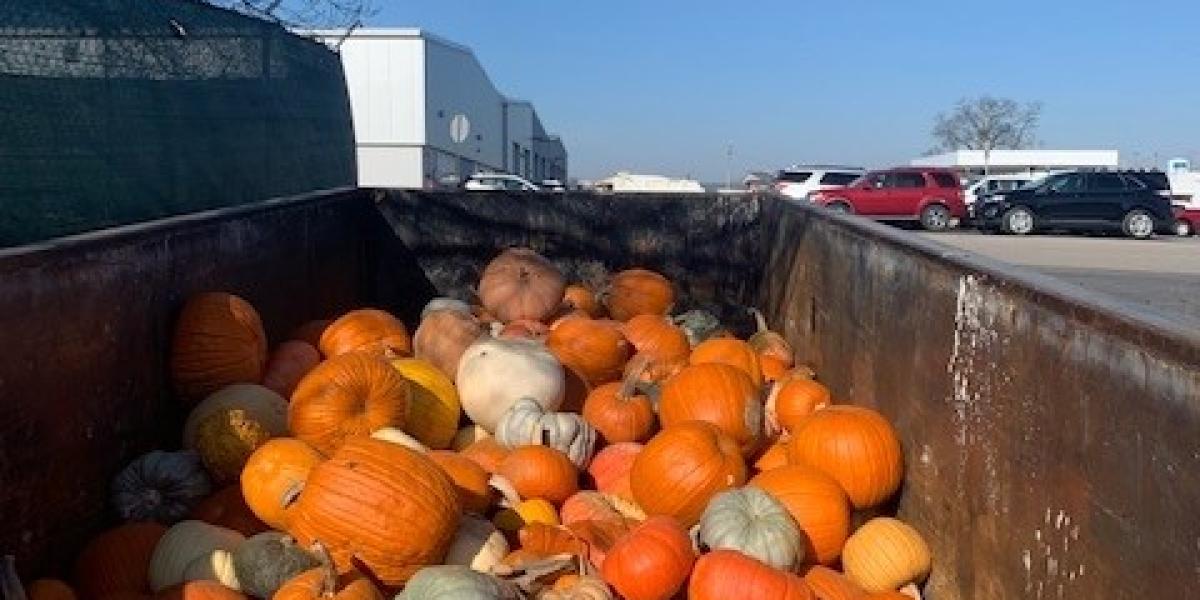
0,0,356,247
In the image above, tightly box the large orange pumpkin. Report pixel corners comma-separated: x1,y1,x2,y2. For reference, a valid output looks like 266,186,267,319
547,316,631,386
802,566,868,600
786,406,904,509
768,375,831,436
72,523,165,597
459,436,510,474
601,517,694,600
287,438,461,585
659,363,763,456
688,338,764,388
188,485,269,536
496,445,579,505
581,369,656,444
318,309,411,358
630,422,746,526
170,292,268,404
262,341,322,399
562,284,601,318
240,437,323,530
273,566,382,600
154,581,244,600
749,465,851,565
428,450,495,514
604,269,674,322
478,248,567,323
689,550,815,600
586,442,642,502
289,352,410,456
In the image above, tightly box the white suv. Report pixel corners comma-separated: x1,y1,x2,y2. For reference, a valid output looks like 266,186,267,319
464,173,540,192
773,166,864,200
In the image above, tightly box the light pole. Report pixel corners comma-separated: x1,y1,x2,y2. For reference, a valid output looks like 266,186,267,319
725,143,734,190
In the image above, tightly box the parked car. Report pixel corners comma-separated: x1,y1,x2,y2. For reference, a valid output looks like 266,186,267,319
964,173,1044,216
464,173,540,192
975,171,1175,239
540,179,566,192
1175,204,1200,236
772,166,864,200
806,167,967,231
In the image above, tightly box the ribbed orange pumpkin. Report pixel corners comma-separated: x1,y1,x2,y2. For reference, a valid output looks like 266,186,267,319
189,485,269,536
289,352,410,456
768,375,832,436
752,441,790,473
559,491,641,527
621,315,691,366
154,581,244,600
688,338,764,388
413,308,483,379
547,316,631,386
562,284,601,317
428,450,495,514
73,521,167,598
630,422,746,526
240,437,323,530
318,309,411,358
582,367,656,444
496,445,579,505
460,437,510,474
604,269,674,322
601,517,694,600
517,522,587,557
689,550,816,600
659,363,763,456
750,465,851,566
802,566,868,600
27,579,78,600
786,406,904,509
274,566,382,600
586,442,642,502
262,341,322,399
170,292,268,404
478,248,567,323
287,437,461,585
289,320,331,348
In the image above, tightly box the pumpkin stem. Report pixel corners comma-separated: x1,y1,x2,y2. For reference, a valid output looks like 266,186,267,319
489,474,523,508
749,307,769,334
309,541,337,598
618,354,652,401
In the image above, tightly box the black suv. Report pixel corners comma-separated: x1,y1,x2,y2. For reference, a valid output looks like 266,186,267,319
976,170,1174,238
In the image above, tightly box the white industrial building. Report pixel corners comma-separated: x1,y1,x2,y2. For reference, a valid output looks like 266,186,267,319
308,28,566,189
911,149,1119,176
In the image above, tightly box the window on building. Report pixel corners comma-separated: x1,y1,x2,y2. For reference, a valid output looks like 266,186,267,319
512,143,521,173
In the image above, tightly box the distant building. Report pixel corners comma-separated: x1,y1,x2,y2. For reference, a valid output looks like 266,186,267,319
593,172,705,193
308,28,566,188
912,149,1119,177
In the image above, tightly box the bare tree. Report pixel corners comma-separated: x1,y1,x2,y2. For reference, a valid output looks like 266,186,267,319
931,96,1042,175
207,0,377,30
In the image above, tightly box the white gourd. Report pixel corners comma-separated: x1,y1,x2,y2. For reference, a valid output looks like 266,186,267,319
456,337,564,432
495,398,597,469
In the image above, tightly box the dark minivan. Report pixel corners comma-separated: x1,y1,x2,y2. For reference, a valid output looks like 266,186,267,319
976,170,1175,238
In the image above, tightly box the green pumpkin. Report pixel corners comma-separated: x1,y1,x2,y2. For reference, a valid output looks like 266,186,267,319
232,531,319,598
399,565,521,599
696,487,804,570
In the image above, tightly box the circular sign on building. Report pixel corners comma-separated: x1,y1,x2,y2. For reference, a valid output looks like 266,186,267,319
450,113,470,144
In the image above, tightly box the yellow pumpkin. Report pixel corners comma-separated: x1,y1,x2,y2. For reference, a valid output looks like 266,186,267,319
194,408,274,483
390,358,461,449
841,517,932,593
493,498,559,534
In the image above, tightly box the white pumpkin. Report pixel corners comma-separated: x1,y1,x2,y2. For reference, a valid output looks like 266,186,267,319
182,384,287,449
422,297,472,319
456,337,564,432
495,398,597,469
444,515,510,573
400,565,522,599
182,548,240,589
696,487,804,571
149,520,245,591
370,427,430,453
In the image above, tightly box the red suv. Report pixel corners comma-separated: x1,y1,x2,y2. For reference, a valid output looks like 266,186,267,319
807,167,967,231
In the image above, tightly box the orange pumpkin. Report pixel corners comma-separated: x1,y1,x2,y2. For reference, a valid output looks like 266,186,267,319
154,581,244,600
562,284,601,317
262,341,322,399
688,338,764,388
318,308,411,358
581,365,656,444
559,491,640,527
601,516,694,600
786,406,904,509
689,550,815,600
289,351,410,456
659,363,763,456
752,441,790,473
621,315,691,368
866,592,912,600
27,579,78,600
760,356,792,384
413,308,483,379
240,437,323,530
478,248,567,323
170,292,268,405
802,566,868,600
73,522,167,598
566,518,632,570
274,566,382,600
768,375,832,436
460,436,510,474
289,320,331,348
547,316,631,386
630,422,746,526
604,269,674,322
189,485,269,536
750,465,851,565
747,309,794,381
287,438,461,585
428,450,495,514
496,446,579,505
517,522,586,557
586,442,642,502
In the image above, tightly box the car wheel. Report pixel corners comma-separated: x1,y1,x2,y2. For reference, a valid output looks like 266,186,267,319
827,201,853,214
1174,219,1193,237
1122,209,1156,239
1001,206,1035,235
919,204,951,231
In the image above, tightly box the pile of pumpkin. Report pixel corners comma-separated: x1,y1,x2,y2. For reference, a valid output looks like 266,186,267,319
15,247,932,600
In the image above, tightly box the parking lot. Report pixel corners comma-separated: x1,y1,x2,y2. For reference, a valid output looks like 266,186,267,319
922,231,1200,330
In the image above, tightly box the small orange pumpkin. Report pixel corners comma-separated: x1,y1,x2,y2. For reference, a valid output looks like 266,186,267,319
604,269,674,322
582,362,656,444
621,315,691,368
428,450,495,514
747,309,794,383
659,363,764,456
768,375,832,436
601,516,694,600
318,308,411,358
786,406,904,509
586,442,642,502
170,292,268,405
289,351,410,456
562,284,601,317
460,436,510,474
496,446,579,505
273,563,382,600
240,437,323,530
688,337,764,388
750,465,851,566
547,316,631,386
630,422,746,526
752,441,790,473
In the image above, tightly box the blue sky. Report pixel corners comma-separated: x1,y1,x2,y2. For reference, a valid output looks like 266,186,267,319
372,1,1200,181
